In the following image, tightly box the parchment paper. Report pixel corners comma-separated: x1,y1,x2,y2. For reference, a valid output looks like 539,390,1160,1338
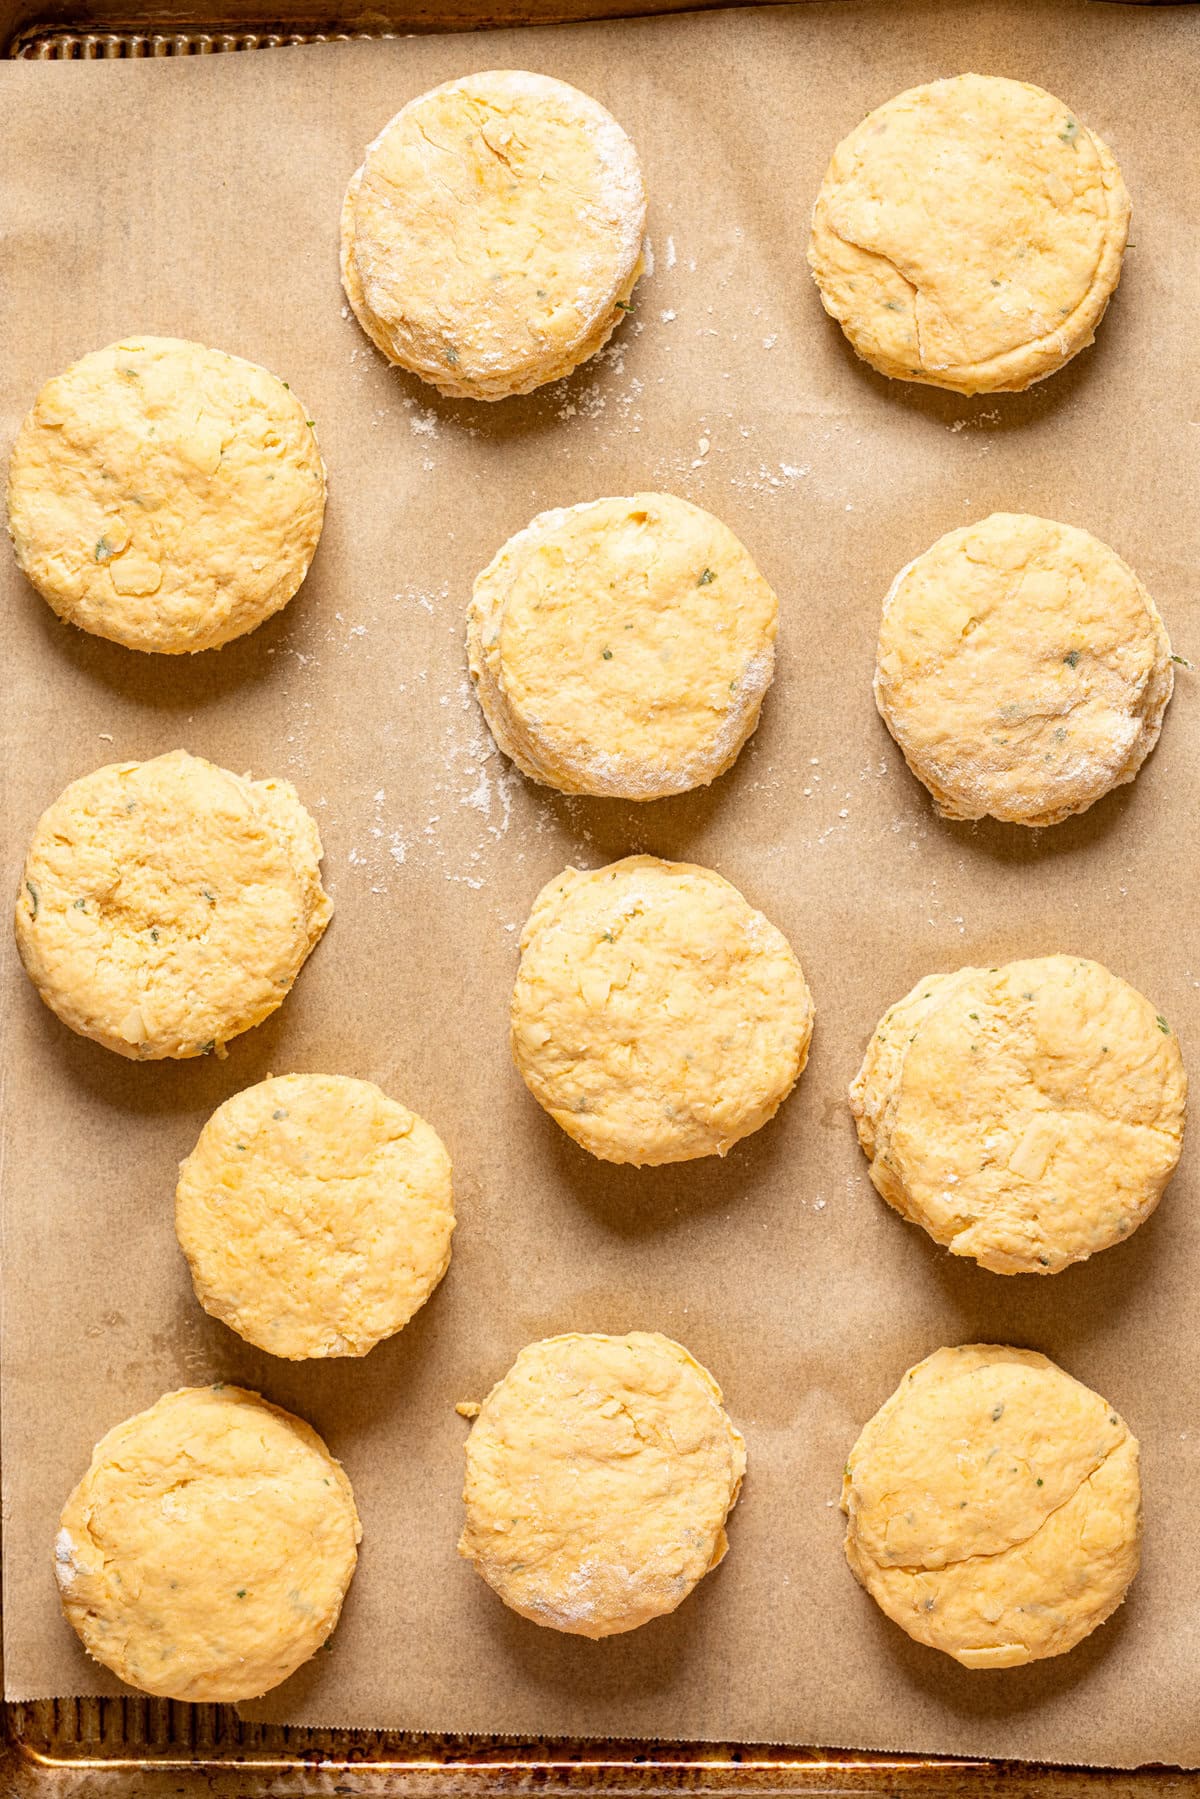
3,0,1200,1766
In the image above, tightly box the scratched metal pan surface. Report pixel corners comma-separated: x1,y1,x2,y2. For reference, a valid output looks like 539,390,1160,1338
0,0,1193,1792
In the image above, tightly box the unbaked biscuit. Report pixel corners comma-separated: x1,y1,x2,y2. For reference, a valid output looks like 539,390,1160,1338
7,336,325,653
15,749,331,1060
176,1073,454,1359
808,74,1130,394
850,956,1186,1274
843,1345,1141,1667
875,514,1172,825
459,1332,745,1637
510,855,813,1165
467,494,778,799
341,71,646,400
56,1384,360,1701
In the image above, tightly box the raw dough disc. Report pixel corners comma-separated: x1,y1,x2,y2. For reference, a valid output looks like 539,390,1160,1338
176,1072,455,1358
56,1384,361,1701
510,855,813,1165
849,956,1186,1274
341,70,646,400
458,1331,746,1637
15,749,332,1060
6,336,325,653
875,514,1172,825
467,493,779,799
808,74,1130,394
843,1344,1141,1667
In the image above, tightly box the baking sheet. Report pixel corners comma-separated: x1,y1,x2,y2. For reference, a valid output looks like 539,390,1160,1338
3,0,1200,1766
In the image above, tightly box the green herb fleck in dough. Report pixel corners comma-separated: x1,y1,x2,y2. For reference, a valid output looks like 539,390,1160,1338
991,1402,1005,1422
1064,650,1081,668
444,346,460,367
73,898,87,911
199,1040,216,1056
236,1589,247,1599
273,1108,288,1121
150,927,159,942
883,300,901,312
1157,1015,1171,1034
697,567,716,587
236,1144,246,1152
95,536,115,563
615,299,635,312
202,890,216,905
1171,654,1192,668
25,881,39,917
1060,118,1079,144
1037,1477,1044,1486
601,647,613,660
211,1382,224,1393
305,419,316,429
1038,1256,1050,1267
601,931,614,943
990,277,1001,288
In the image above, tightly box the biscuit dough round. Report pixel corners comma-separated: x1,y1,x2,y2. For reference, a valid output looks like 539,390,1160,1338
875,514,1172,825
56,1384,361,1701
467,495,778,799
808,74,1131,394
850,956,1186,1274
341,71,646,400
15,749,332,1060
511,856,813,1165
459,1332,746,1637
6,337,325,653
843,1345,1141,1667
176,1073,455,1358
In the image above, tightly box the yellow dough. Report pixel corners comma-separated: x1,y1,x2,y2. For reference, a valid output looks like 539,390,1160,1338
6,337,325,653
176,1073,454,1358
458,1332,745,1637
15,750,331,1060
850,956,1186,1274
808,75,1130,394
341,71,646,400
56,1384,360,1701
843,1345,1141,1667
875,514,1173,825
511,856,813,1165
467,494,778,799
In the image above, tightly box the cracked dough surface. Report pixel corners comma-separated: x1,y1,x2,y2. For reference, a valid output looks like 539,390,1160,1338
341,70,646,400
843,1345,1141,1667
55,1384,360,1701
850,956,1186,1274
808,74,1130,394
875,513,1173,825
15,749,331,1060
467,493,778,799
510,855,813,1164
6,337,325,653
176,1074,454,1359
458,1332,746,1638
